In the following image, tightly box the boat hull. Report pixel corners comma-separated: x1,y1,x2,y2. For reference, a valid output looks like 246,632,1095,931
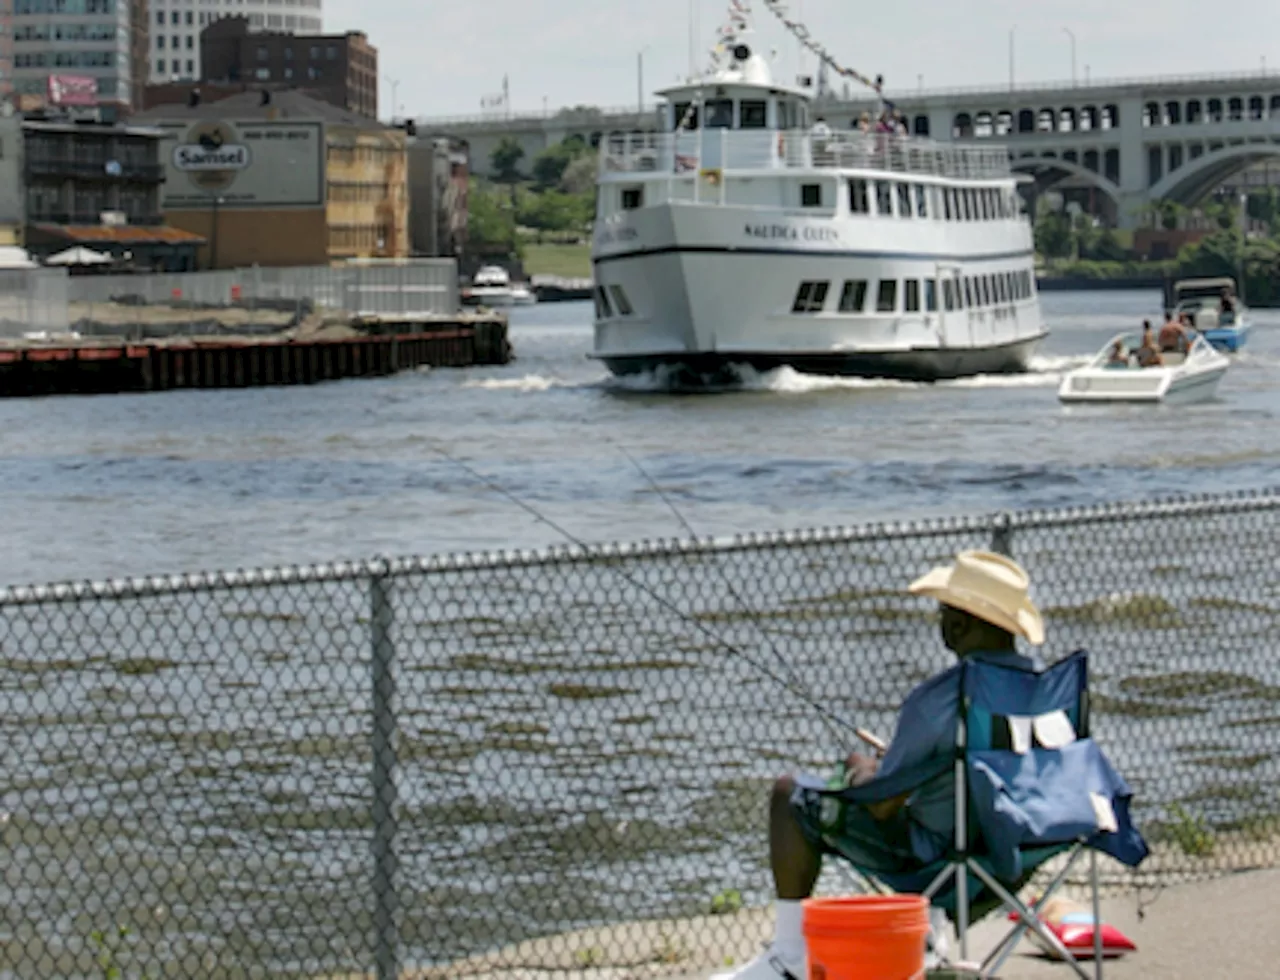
1058,365,1228,405
597,333,1045,382
592,203,1048,383
1201,321,1250,353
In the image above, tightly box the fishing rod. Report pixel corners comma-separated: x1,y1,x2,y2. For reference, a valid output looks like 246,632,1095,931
427,442,878,746
429,442,886,754
617,445,886,753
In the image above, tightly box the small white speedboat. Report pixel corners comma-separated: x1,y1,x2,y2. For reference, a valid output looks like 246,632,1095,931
1058,333,1229,405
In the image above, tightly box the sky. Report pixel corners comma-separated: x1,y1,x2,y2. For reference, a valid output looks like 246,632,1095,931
322,0,1280,121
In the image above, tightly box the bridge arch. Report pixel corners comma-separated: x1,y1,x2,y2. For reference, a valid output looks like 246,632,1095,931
1010,155,1124,210
1149,141,1280,205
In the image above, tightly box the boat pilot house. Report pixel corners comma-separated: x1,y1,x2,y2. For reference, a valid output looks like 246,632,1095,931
590,26,1046,385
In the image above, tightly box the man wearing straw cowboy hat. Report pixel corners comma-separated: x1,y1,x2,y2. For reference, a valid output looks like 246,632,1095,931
714,550,1046,980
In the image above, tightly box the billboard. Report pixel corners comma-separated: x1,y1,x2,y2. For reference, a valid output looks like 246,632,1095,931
48,75,98,107
156,119,325,210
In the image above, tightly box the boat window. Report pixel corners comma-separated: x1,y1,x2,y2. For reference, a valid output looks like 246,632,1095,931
673,102,699,130
792,281,830,313
875,180,893,217
963,278,974,308
980,276,992,306
609,285,634,317
980,191,991,221
778,101,797,129
995,274,1007,304
838,279,868,313
925,279,938,312
897,182,912,219
621,187,643,210
801,183,823,207
915,184,928,218
930,187,943,220
741,100,768,128
904,280,921,312
876,280,897,313
705,99,734,129
595,285,614,319
943,280,957,311
967,190,979,221
848,178,870,214
943,189,954,221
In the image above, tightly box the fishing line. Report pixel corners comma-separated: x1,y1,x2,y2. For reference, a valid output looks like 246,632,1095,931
427,442,866,740
617,444,877,747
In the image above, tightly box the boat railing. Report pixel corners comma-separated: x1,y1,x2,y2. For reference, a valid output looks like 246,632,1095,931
598,129,1014,181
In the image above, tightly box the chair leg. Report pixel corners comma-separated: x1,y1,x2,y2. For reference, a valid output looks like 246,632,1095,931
1091,849,1102,980
983,848,1086,976
968,860,1091,980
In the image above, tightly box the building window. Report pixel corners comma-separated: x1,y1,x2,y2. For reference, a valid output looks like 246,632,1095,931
284,47,294,60
326,46,337,60
838,279,868,313
186,59,194,75
876,280,898,313
904,279,921,312
848,178,869,214
186,36,193,49
284,67,294,79
257,46,269,61
170,11,179,23
157,35,165,49
185,10,192,24
156,58,166,73
801,183,822,207
155,10,163,24
255,68,270,80
792,281,829,313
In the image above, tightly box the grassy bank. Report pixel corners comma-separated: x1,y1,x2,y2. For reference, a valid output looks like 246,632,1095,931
522,242,591,280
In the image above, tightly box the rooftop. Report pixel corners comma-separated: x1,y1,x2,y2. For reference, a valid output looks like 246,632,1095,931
130,89,388,131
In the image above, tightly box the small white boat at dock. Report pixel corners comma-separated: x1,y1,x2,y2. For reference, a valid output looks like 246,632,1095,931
1058,333,1229,405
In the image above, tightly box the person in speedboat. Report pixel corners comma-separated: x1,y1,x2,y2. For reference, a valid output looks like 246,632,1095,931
1136,321,1164,368
1106,340,1130,368
1220,288,1237,325
1158,311,1194,355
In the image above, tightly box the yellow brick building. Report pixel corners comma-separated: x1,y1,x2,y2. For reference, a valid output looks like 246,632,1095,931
132,90,408,268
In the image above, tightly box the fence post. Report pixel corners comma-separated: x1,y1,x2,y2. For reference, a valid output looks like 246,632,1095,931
369,562,401,980
990,513,1014,558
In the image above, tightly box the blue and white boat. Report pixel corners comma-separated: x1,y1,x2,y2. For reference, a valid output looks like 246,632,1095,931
1172,277,1252,353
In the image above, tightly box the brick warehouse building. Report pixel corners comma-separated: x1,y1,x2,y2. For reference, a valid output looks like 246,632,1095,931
144,17,377,120
132,89,407,268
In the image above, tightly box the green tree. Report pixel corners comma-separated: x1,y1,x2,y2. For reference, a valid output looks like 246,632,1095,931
530,138,590,192
467,180,518,256
1035,210,1073,260
559,154,598,195
490,138,525,184
516,190,592,233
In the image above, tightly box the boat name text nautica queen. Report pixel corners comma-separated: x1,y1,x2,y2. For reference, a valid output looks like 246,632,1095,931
744,224,840,242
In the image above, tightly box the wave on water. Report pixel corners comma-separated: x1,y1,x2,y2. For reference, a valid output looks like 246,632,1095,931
463,355,1093,397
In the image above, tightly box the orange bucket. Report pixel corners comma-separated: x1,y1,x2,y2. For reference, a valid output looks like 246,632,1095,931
803,895,930,980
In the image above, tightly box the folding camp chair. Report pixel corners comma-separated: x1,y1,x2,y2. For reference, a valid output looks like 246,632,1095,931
823,651,1148,979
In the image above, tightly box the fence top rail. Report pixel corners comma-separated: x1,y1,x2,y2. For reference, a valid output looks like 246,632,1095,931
0,488,1276,606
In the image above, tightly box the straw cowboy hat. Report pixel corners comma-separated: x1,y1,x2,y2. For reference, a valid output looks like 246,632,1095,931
908,550,1045,645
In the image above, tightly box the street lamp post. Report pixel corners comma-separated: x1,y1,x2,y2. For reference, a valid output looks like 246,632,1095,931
1063,28,1078,86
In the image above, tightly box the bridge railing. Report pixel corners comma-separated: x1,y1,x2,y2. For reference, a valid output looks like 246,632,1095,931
415,68,1280,130
599,129,1014,181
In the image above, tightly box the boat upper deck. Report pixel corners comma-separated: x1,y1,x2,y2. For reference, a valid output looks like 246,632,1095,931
599,129,1015,183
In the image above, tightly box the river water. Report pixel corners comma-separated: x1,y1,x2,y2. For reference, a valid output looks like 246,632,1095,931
0,289,1276,587
2,288,1279,977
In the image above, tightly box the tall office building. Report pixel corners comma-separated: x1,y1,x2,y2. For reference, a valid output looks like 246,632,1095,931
149,0,322,83
8,0,139,111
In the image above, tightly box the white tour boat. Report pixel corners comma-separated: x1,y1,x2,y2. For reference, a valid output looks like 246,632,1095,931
589,4,1047,382
1058,333,1229,405
463,265,538,308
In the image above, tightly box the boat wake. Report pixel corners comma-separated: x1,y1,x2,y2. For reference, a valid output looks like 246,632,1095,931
459,356,1092,397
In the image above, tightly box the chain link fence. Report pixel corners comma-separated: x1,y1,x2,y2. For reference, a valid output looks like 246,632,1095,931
1,491,1278,978
0,268,71,338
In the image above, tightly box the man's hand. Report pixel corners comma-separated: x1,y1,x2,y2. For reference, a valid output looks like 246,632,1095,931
844,751,909,823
